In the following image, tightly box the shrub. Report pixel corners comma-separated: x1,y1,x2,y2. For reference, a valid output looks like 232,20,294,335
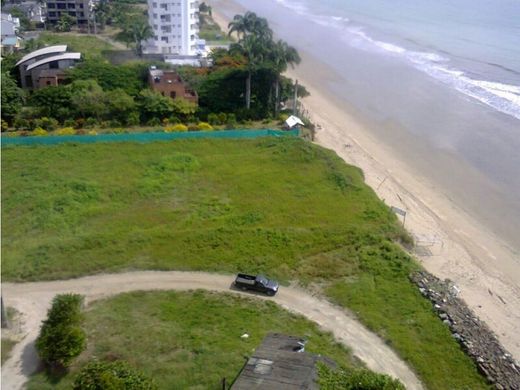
55,127,76,136
146,118,161,127
13,117,30,131
88,130,98,136
75,118,86,129
32,127,48,136
73,360,157,390
109,120,122,128
207,113,219,125
197,122,213,131
226,113,237,129
112,128,125,134
63,119,76,128
1,119,9,132
188,124,199,131
34,117,59,131
317,363,405,390
165,124,188,132
76,129,87,135
85,117,98,128
217,112,227,125
278,113,289,124
167,116,180,124
35,294,86,370
127,112,141,127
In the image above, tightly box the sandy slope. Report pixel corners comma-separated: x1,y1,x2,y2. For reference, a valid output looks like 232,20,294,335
208,1,520,362
1,271,423,390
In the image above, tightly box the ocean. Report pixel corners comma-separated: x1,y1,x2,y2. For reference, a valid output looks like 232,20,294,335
219,0,520,252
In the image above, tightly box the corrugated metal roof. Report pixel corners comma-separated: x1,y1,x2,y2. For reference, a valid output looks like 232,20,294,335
26,52,81,71
15,45,67,66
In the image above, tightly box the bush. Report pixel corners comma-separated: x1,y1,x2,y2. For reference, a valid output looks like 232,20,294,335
55,127,76,136
146,118,161,127
109,120,123,128
73,360,157,390
226,113,237,129
188,124,199,131
34,117,59,131
317,363,405,390
278,113,289,124
207,113,219,125
164,124,188,132
13,117,30,131
76,129,87,135
88,130,98,136
32,127,48,136
35,294,86,370
85,117,98,128
127,112,140,127
1,119,9,132
197,122,213,131
63,119,76,128
75,118,86,129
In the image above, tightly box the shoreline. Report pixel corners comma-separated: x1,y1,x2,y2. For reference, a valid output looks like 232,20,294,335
208,0,520,361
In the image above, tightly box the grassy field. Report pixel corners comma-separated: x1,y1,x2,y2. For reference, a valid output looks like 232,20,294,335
35,32,117,59
2,138,488,389
27,290,357,389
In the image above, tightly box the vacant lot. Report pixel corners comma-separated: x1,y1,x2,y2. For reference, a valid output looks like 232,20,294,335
2,138,487,389
27,290,357,389
35,32,117,59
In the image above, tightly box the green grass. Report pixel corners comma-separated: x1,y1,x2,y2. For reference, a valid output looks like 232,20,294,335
1,338,16,365
27,290,357,389
1,138,488,389
36,32,117,59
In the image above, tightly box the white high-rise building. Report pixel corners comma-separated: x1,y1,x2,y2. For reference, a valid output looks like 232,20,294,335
146,0,200,56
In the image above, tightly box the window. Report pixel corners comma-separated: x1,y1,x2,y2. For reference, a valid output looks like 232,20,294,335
57,3,66,9
160,3,167,9
69,11,76,16
46,81,51,85
47,3,55,8
154,35,158,41
48,11,56,16
67,3,75,8
49,61,59,69
170,91,176,98
152,2,157,7
153,13,157,19
161,36,168,43
79,3,83,8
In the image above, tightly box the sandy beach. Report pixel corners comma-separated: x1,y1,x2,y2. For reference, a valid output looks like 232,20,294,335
208,0,520,361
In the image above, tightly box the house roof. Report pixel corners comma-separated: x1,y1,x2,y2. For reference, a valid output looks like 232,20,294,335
285,115,305,128
15,45,67,66
26,52,81,71
232,333,321,389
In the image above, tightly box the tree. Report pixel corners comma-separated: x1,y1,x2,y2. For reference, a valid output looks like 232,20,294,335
268,40,301,116
56,14,76,32
171,98,197,120
137,89,175,122
73,360,157,390
105,89,137,124
1,72,24,124
117,17,153,57
29,86,73,120
35,294,86,370
69,80,108,120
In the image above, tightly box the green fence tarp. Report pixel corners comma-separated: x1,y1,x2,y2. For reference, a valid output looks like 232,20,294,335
1,129,299,147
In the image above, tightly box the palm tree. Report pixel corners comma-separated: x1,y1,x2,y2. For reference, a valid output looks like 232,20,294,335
228,12,272,41
132,21,153,57
230,34,270,109
269,40,301,116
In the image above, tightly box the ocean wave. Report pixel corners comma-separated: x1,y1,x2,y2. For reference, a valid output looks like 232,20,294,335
272,0,520,120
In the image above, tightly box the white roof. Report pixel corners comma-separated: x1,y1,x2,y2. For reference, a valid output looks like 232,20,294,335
26,52,81,71
16,45,67,66
285,115,305,128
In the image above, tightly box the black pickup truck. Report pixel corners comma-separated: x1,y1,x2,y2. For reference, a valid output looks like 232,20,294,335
234,273,279,296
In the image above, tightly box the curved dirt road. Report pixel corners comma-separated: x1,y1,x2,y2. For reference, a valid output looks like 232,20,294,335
1,271,423,389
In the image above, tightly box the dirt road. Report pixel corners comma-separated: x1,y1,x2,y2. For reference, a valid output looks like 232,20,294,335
1,271,423,389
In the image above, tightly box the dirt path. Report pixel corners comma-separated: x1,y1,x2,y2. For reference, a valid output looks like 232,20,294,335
1,271,423,389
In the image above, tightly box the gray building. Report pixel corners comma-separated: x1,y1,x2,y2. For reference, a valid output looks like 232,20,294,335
16,45,81,89
2,1,45,24
45,0,92,26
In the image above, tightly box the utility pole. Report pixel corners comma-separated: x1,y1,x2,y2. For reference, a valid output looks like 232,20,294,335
293,79,298,116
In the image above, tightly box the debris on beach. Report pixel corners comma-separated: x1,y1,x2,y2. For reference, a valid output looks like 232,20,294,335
411,271,520,389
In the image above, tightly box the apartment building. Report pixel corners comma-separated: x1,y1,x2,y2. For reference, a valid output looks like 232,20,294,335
45,0,92,26
146,0,201,56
